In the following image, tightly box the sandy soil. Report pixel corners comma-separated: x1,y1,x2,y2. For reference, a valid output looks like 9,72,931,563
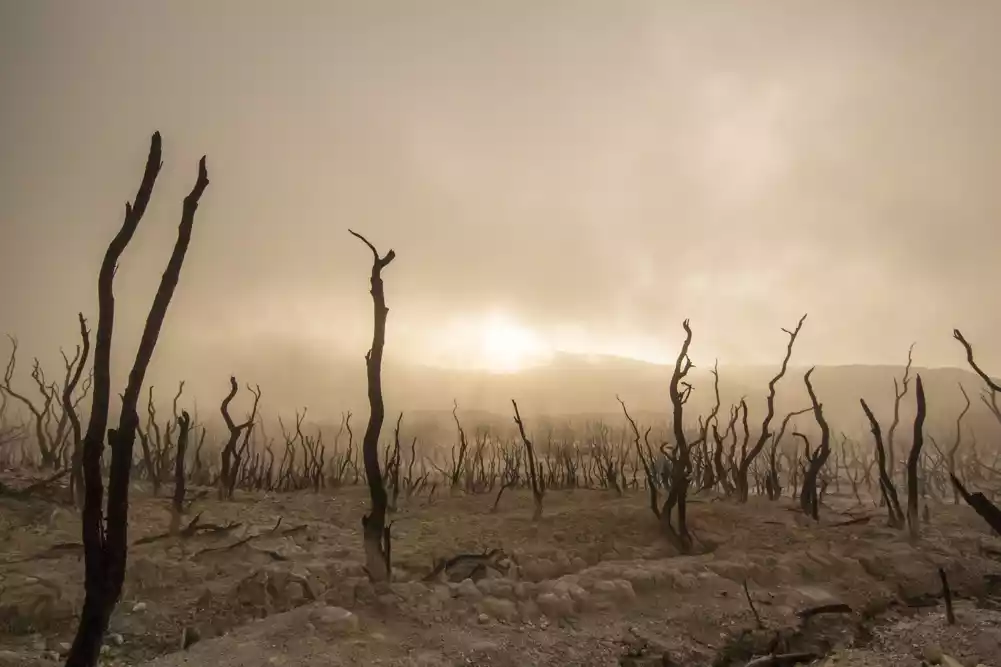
2,479,1001,666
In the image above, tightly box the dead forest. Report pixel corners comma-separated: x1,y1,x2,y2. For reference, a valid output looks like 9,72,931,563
1,134,1001,667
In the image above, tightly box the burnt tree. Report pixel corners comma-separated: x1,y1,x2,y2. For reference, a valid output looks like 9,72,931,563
169,410,192,534
66,132,209,667
350,229,395,583
859,398,905,528
799,367,831,520
951,474,1001,536
949,329,1001,534
218,377,261,500
65,314,91,507
766,406,811,500
735,314,806,502
947,384,971,504
954,329,1001,427
906,375,927,538
662,319,695,552
512,399,545,521
886,344,915,482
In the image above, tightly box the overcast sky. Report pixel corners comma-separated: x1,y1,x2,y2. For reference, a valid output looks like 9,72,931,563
1,0,999,385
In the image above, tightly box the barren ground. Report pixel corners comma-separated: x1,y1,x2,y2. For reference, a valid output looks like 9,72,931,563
2,477,1001,666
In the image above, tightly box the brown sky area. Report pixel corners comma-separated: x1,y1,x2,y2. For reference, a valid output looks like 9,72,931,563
1,1,999,419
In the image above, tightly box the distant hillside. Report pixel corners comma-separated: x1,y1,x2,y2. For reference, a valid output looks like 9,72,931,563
150,338,1000,443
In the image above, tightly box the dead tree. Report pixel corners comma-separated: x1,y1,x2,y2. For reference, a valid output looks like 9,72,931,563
766,407,810,500
948,329,1001,534
886,344,915,482
449,400,469,490
64,315,91,507
491,443,521,512
3,338,57,468
218,378,261,500
948,384,971,504
66,132,208,667
697,362,722,492
661,319,695,552
951,474,1001,535
799,367,831,520
388,412,403,511
735,314,806,502
859,398,904,527
137,386,167,495
954,329,1001,429
350,229,395,583
0,391,27,466
170,410,191,534
512,399,545,520
906,375,927,538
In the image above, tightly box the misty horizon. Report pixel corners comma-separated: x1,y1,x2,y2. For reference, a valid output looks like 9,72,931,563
3,1,1000,410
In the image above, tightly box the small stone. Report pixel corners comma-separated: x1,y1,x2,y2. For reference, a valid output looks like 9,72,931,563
132,601,147,612
477,612,490,624
514,582,536,600
108,633,124,646
921,645,943,665
457,578,483,600
481,596,518,622
58,643,72,655
518,600,541,620
536,592,575,618
100,645,111,655
285,581,309,605
310,605,360,635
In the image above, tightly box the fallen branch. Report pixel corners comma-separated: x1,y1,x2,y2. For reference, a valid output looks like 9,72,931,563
0,469,71,500
743,579,764,629
797,602,852,620
745,652,819,667
193,535,254,557
951,474,1001,535
829,516,872,528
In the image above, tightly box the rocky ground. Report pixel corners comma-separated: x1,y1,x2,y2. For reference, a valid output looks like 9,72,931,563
2,477,1001,666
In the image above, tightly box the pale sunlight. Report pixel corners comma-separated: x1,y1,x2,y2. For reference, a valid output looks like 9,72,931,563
422,312,695,372
427,311,553,373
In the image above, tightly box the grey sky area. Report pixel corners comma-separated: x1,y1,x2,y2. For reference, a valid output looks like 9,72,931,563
1,1,999,419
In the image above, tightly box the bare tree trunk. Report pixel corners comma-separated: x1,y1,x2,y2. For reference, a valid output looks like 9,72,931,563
350,230,395,583
906,375,927,539
512,400,544,520
951,474,1001,535
799,368,831,520
948,384,970,504
735,315,806,502
662,320,695,552
66,133,208,667
886,345,915,488
64,314,91,508
860,398,905,528
169,411,191,534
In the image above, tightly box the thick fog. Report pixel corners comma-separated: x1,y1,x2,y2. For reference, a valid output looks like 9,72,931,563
1,1,999,423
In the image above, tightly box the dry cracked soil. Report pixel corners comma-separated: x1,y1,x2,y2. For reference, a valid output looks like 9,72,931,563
2,477,1001,666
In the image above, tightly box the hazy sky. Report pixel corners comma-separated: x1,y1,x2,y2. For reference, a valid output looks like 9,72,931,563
2,1,1000,383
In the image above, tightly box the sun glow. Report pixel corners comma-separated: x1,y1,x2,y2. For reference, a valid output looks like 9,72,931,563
424,311,690,373
430,311,553,373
